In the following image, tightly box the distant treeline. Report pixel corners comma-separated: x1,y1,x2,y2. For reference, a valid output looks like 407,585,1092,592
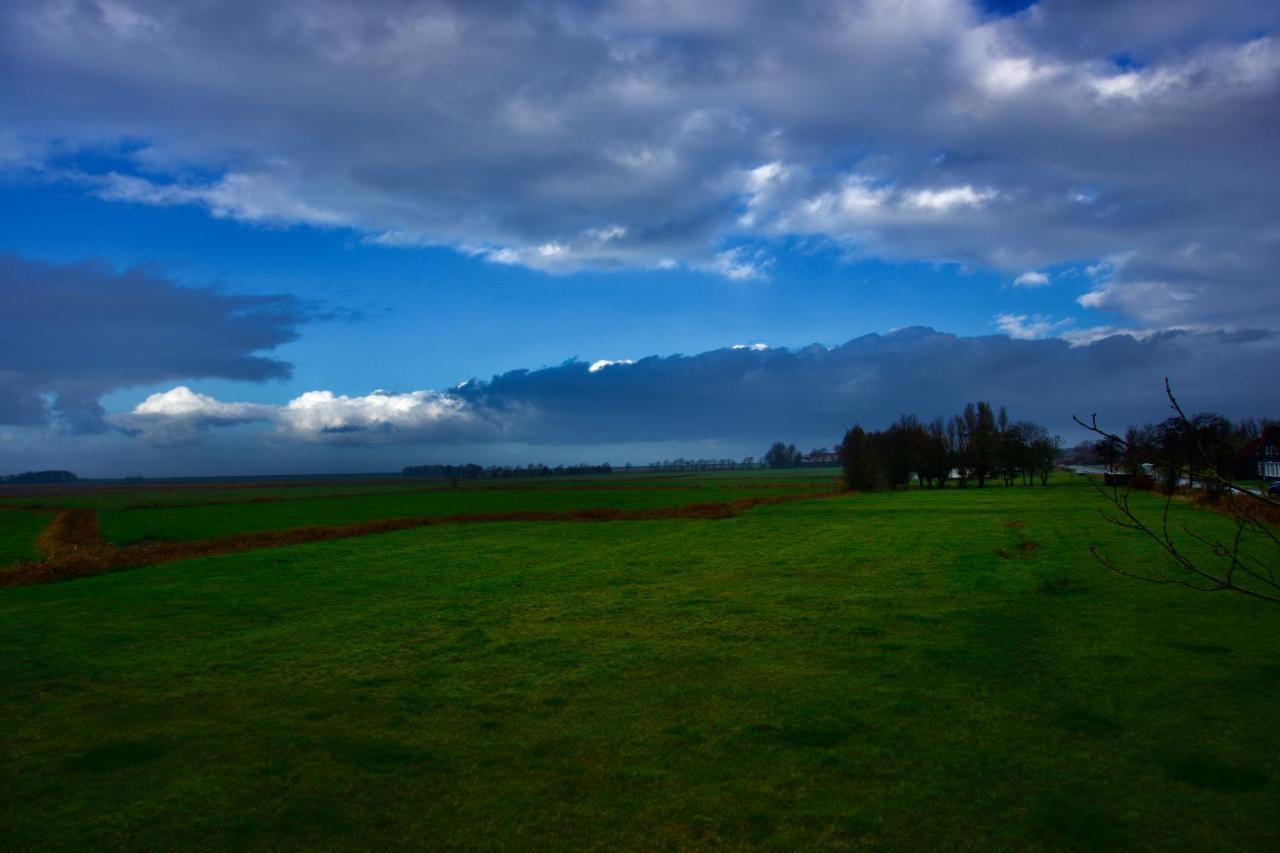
2,469,78,484
403,463,614,479
403,459,798,478
638,458,768,472
840,402,1059,491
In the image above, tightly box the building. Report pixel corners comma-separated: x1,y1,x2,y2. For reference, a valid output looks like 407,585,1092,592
1239,425,1280,481
1259,426,1280,480
802,449,840,466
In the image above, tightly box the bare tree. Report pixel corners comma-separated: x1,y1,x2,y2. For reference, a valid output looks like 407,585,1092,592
1074,380,1279,604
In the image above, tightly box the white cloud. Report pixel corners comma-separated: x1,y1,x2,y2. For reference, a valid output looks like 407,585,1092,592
745,161,787,193
904,186,998,213
1078,278,1205,327
114,386,486,446
991,309,1162,348
584,224,627,242
993,313,1069,340
1085,37,1280,105
95,171,348,228
116,386,274,446
1089,71,1151,100
980,56,1052,95
366,229,432,248
588,359,635,373
705,247,771,281
482,247,524,266
1059,325,1157,347
278,390,477,442
132,386,264,420
1012,271,1050,287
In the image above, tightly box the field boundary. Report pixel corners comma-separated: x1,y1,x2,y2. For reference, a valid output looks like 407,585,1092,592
2,492,839,588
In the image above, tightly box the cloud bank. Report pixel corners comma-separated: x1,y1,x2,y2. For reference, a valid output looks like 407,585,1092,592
0,255,309,433
2,0,1278,329
112,327,1280,454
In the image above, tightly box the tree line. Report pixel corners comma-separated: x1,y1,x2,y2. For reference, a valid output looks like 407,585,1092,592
839,402,1060,491
403,458,792,478
1075,380,1279,604
403,463,614,479
2,469,78,484
1087,412,1276,499
637,458,763,472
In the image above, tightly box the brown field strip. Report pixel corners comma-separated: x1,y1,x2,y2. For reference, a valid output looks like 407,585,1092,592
2,492,839,588
34,508,101,559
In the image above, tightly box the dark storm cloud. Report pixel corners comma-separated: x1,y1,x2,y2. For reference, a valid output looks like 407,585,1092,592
1,1,1279,329
454,327,1280,445
0,255,307,432
115,327,1280,450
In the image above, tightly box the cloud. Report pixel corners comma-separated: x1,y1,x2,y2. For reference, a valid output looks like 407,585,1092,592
992,308,1158,347
588,359,635,373
1058,325,1158,348
110,327,1280,454
1013,271,1049,287
116,386,274,446
904,186,998,212
115,387,493,447
277,390,485,444
95,171,348,228
703,247,771,281
132,386,265,421
993,313,1068,340
1,0,1277,326
0,255,310,433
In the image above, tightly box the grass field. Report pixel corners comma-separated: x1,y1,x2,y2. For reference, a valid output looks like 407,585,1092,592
0,508,49,564
92,478,835,545
2,472,1278,850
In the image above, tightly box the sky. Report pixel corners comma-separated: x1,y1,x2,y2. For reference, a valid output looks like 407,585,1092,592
1,0,1278,477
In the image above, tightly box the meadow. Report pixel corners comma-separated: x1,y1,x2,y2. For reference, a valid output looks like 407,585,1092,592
2,471,1278,850
0,507,48,563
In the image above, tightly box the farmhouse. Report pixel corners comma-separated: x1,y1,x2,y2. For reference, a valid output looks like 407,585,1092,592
1238,425,1280,481
802,449,840,466
1259,426,1280,480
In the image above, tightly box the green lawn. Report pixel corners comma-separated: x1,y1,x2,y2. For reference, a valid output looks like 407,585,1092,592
2,475,1278,850
0,508,48,564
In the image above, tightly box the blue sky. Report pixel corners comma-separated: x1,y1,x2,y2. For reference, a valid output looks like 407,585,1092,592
1,0,1277,476
0,175,1109,401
